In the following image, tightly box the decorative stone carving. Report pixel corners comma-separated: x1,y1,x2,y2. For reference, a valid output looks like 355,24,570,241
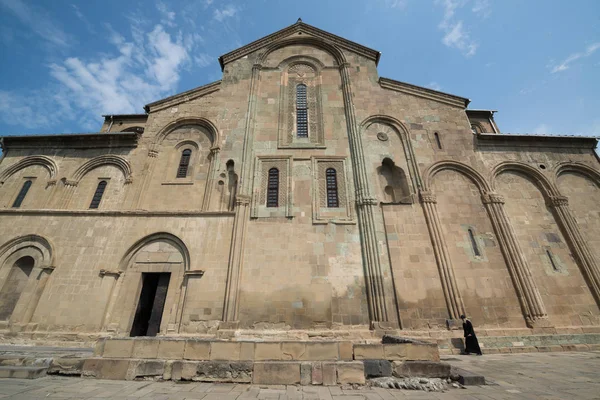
376,132,389,142
419,191,437,204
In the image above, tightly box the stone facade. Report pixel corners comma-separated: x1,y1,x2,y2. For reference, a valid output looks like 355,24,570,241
0,21,599,341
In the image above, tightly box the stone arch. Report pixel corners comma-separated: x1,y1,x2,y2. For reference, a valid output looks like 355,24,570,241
153,117,220,151
377,158,411,203
70,155,133,183
424,160,491,194
490,162,558,198
277,55,325,72
257,36,345,66
555,162,600,189
103,232,191,335
0,235,55,324
360,115,422,191
0,156,58,184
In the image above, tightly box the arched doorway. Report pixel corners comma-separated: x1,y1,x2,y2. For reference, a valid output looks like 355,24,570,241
0,256,34,320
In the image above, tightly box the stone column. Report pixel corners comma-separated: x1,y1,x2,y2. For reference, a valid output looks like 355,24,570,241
419,190,465,321
339,63,398,328
222,195,250,323
60,180,78,208
202,146,220,211
548,195,600,306
220,63,262,326
177,270,205,333
20,266,55,325
100,269,123,332
481,192,549,328
133,150,159,209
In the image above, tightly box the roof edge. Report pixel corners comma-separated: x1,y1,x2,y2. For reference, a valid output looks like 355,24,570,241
477,132,598,149
379,77,470,109
144,80,221,113
219,21,380,71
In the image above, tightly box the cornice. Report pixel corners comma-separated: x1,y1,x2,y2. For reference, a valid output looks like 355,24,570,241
0,209,236,217
218,21,380,70
476,133,598,149
0,132,140,151
144,80,221,113
379,77,469,109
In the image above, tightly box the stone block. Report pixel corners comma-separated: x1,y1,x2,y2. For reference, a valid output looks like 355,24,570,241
134,360,165,378
322,362,336,386
303,342,339,360
0,366,47,379
157,340,185,359
184,340,210,360
353,344,384,360
454,367,485,386
82,358,134,380
47,357,85,376
392,361,451,378
363,360,392,378
406,343,440,361
338,341,353,360
102,339,134,358
282,342,306,360
240,342,254,360
253,362,300,384
132,339,159,359
196,361,252,383
171,361,198,381
254,342,283,360
312,362,323,385
383,344,408,360
336,361,365,384
510,346,537,353
300,362,312,385
93,339,106,357
210,342,241,360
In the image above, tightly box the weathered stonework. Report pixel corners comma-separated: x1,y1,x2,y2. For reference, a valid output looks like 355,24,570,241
0,20,599,343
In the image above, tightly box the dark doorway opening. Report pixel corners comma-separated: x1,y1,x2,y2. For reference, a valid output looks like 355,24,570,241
130,273,171,337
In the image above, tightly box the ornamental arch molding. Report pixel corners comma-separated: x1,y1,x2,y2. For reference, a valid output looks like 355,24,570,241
490,161,558,198
70,155,133,183
118,232,191,272
0,234,55,324
0,156,58,184
257,36,346,67
555,162,600,190
153,117,220,151
424,160,491,194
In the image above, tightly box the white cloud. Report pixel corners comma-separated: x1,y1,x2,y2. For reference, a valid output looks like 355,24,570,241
194,53,214,68
383,0,408,8
533,124,551,135
71,4,96,34
436,0,478,57
156,1,176,27
551,42,600,73
0,0,71,47
214,5,238,22
427,81,442,91
472,0,491,18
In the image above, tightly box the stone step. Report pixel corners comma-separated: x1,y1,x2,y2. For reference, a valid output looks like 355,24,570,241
0,365,48,379
451,367,485,386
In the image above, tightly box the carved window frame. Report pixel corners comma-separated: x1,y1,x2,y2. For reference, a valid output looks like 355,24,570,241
278,59,325,149
311,157,354,224
11,177,36,208
162,140,200,185
251,156,293,218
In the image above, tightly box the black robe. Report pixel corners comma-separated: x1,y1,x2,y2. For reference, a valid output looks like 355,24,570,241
463,319,482,355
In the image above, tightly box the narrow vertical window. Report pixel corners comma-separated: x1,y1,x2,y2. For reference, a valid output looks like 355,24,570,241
266,168,279,207
296,84,308,138
326,168,339,208
12,180,32,208
546,250,560,271
89,180,107,209
177,149,192,178
434,132,442,149
468,228,481,257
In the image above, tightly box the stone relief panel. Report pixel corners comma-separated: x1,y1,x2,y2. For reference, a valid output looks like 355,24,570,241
251,156,293,218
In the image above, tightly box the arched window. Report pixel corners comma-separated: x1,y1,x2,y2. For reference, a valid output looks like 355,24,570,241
471,124,480,134
326,168,339,208
468,228,481,257
89,180,107,209
546,250,560,271
12,180,32,208
296,84,308,138
266,168,279,208
177,149,192,178
434,132,442,149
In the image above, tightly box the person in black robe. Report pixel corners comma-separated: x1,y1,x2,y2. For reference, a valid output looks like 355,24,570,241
461,314,482,355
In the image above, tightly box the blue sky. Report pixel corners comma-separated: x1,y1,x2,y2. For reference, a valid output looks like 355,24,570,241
0,0,598,137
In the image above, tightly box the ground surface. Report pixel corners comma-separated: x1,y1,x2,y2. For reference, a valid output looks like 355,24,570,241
0,352,599,399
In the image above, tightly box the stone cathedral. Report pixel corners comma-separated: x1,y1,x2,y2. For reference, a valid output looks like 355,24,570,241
1,21,599,348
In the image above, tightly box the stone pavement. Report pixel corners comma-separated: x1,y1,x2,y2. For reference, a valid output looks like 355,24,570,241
0,352,598,399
